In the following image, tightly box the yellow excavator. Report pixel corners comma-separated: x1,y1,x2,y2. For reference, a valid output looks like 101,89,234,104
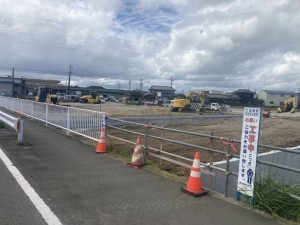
79,93,101,104
171,91,205,112
277,97,298,113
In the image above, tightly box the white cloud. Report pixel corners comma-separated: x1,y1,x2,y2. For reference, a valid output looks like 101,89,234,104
0,0,299,93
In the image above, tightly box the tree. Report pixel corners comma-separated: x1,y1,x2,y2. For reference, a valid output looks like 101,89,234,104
129,89,143,102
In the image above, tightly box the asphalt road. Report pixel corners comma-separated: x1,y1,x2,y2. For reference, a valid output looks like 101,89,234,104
0,113,286,225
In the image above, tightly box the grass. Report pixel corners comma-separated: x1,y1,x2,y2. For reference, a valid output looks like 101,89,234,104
252,176,300,223
107,142,188,183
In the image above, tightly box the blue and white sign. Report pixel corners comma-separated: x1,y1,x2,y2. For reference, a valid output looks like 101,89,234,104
237,107,261,197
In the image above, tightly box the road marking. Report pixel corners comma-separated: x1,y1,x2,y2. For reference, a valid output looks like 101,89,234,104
211,145,300,166
0,147,62,225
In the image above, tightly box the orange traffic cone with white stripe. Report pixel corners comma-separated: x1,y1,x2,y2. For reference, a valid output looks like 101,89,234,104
96,127,107,153
181,152,208,197
127,136,145,169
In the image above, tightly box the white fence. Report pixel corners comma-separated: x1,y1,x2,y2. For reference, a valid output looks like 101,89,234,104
0,96,106,142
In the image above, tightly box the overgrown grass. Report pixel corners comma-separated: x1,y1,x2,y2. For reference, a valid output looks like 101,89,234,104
107,142,188,183
252,176,300,222
106,142,132,160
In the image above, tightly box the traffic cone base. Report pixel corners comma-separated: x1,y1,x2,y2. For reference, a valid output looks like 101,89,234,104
96,143,107,153
180,187,209,197
127,162,146,169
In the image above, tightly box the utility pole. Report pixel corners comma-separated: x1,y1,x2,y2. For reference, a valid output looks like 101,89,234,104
129,80,131,91
170,76,174,88
139,79,143,103
67,64,72,95
12,68,15,97
140,79,143,91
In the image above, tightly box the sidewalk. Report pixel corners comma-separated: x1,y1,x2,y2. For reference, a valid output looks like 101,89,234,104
0,113,286,225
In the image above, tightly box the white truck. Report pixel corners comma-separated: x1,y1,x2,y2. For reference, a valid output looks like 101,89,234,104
205,103,221,111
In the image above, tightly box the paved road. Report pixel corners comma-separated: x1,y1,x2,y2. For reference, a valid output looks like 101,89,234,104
0,113,286,225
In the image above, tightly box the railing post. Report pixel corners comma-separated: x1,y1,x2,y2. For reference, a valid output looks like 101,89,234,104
31,101,34,118
46,104,48,126
224,144,231,197
209,132,214,190
143,121,149,163
20,100,23,114
67,107,70,135
17,119,23,144
159,124,164,167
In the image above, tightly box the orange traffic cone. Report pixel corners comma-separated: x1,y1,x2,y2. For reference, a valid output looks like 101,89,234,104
127,136,145,168
181,152,208,197
96,127,107,153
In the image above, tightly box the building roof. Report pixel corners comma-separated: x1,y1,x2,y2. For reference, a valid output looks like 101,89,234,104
260,90,297,95
87,86,105,90
149,85,176,91
206,93,241,100
234,89,255,94
22,77,61,83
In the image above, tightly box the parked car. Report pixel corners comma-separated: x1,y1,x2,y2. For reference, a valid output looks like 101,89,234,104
64,95,79,102
99,96,106,103
205,103,221,111
56,93,66,100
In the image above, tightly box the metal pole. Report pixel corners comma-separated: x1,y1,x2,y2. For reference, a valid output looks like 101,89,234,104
159,124,164,166
46,104,48,126
224,145,231,197
12,68,15,97
67,64,72,95
17,119,23,144
67,107,70,135
143,122,149,163
209,131,214,190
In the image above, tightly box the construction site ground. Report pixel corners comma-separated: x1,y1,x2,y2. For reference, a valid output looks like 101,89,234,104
62,102,300,164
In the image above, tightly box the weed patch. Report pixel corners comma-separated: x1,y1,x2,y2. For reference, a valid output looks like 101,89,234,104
252,176,300,222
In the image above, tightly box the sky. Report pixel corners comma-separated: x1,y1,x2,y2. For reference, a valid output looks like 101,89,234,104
0,0,299,93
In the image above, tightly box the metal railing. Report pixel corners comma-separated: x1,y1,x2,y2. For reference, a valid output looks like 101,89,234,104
106,117,300,198
1,96,299,198
0,96,106,142
0,110,23,143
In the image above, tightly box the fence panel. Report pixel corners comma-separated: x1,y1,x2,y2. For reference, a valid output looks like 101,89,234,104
0,96,105,142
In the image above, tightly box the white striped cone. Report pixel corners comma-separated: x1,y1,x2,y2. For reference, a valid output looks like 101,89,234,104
128,136,145,168
131,137,144,165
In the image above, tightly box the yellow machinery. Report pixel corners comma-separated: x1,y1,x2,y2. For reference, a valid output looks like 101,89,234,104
171,92,205,112
171,96,191,112
35,87,58,104
277,97,298,113
35,94,58,104
79,93,101,104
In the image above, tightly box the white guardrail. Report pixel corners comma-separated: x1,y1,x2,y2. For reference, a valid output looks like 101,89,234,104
0,96,106,142
0,110,23,143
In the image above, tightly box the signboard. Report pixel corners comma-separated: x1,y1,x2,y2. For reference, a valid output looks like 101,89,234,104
237,107,261,197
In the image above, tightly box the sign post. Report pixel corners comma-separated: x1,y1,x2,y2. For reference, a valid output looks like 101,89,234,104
237,107,261,201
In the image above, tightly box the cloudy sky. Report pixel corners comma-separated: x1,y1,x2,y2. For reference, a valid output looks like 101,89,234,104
0,0,299,93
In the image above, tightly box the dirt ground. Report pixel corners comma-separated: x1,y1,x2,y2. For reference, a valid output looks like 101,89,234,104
63,102,300,154
58,101,300,176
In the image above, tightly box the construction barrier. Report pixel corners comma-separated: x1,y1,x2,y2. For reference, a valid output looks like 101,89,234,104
220,104,232,112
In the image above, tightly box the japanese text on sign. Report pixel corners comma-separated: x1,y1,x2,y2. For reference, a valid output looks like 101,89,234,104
237,108,261,197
